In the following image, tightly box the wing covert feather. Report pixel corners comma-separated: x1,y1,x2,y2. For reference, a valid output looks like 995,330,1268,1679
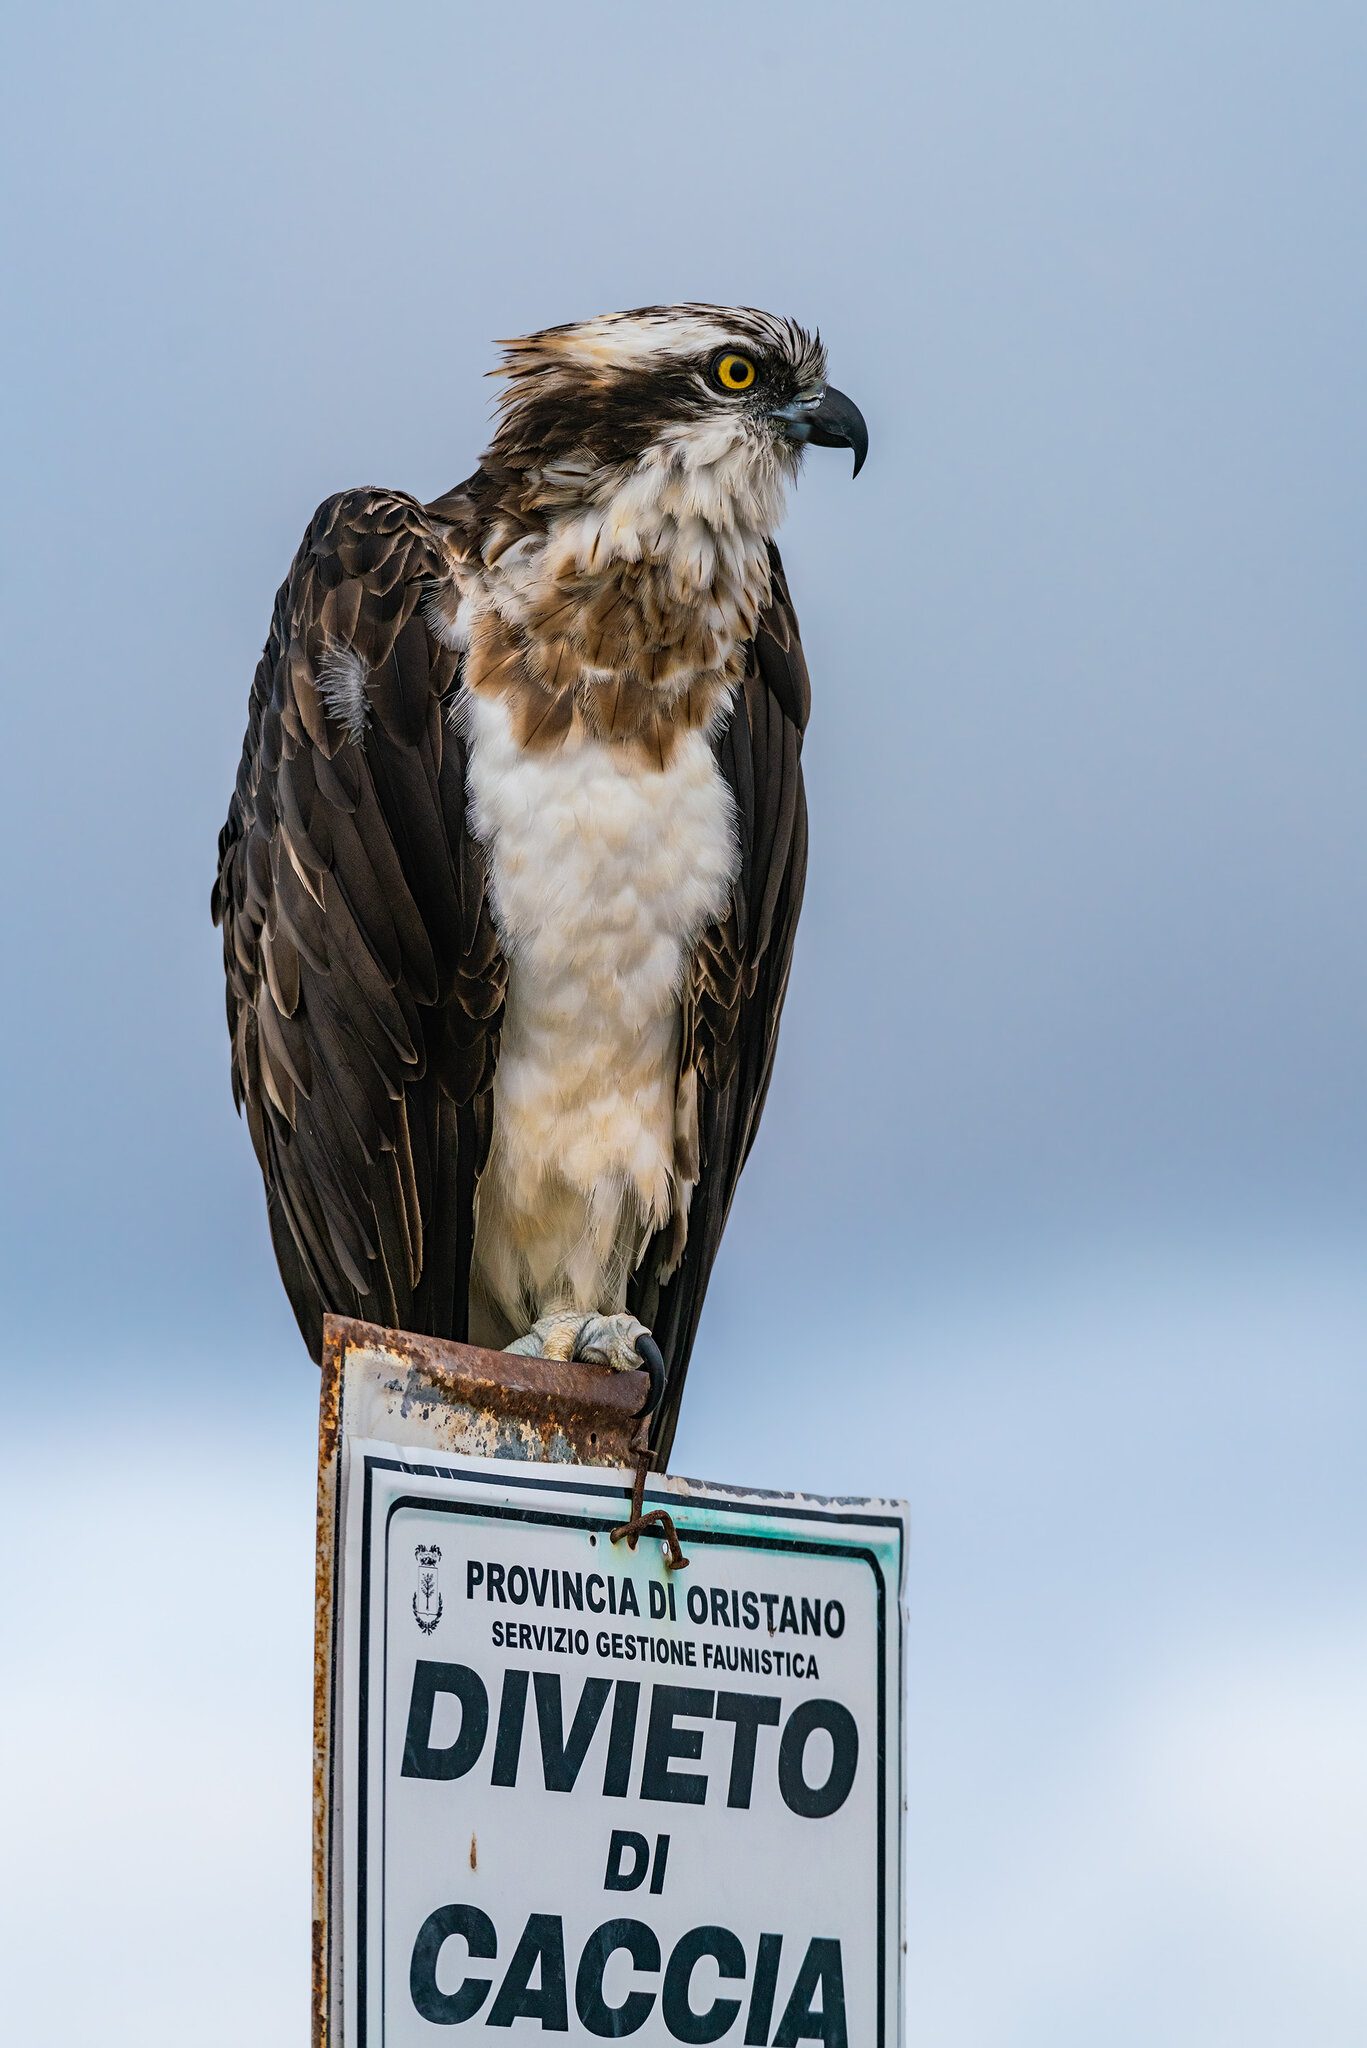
629,542,811,1459
213,487,505,1356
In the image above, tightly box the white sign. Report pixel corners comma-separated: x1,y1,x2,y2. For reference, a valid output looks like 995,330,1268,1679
324,1440,906,2045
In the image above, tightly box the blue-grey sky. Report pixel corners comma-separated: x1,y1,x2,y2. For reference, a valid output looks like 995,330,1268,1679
2,4,1364,2043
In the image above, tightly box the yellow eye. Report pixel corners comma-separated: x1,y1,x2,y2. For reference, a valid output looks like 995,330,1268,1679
713,351,757,392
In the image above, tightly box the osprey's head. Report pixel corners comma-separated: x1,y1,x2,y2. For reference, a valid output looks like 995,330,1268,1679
486,303,867,537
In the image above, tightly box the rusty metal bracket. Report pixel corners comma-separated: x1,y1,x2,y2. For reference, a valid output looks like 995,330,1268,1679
611,1484,689,1571
610,1335,689,1570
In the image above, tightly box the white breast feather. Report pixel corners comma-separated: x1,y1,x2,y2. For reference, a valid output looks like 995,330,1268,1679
464,693,738,1338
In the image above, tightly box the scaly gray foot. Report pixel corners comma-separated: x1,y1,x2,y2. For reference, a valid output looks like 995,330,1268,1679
506,1310,652,1372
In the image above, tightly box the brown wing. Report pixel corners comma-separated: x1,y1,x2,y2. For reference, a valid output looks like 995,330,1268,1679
212,487,505,1358
629,541,811,1459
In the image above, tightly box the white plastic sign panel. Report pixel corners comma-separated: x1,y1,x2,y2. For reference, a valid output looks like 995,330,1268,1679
325,1442,906,2045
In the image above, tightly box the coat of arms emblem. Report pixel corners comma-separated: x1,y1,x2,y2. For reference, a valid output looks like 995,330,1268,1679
412,1543,443,1635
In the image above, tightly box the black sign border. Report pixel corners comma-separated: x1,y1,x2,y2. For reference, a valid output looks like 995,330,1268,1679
350,1454,902,2045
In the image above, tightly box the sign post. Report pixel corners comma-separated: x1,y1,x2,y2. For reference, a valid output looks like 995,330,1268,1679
315,1316,907,2045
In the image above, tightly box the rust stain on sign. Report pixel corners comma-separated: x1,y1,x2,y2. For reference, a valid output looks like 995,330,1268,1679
323,1314,649,1465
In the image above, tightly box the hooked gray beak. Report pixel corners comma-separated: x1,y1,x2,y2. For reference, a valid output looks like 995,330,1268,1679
774,384,869,476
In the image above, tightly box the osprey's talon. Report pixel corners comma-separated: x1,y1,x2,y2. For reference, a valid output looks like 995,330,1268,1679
505,1311,656,1376
570,1312,655,1373
504,1311,589,1363
634,1333,666,1417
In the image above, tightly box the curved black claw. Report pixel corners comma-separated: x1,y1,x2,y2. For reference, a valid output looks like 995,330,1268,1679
633,1332,666,1418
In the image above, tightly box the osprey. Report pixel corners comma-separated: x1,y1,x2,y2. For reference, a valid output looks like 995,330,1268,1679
213,304,866,1458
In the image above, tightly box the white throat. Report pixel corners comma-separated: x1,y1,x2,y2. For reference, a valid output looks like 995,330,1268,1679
492,421,792,656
